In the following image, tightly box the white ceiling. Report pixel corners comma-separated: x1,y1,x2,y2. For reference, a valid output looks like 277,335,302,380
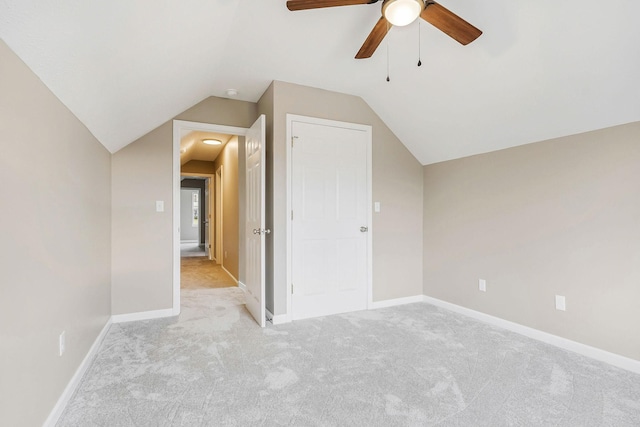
2,0,639,165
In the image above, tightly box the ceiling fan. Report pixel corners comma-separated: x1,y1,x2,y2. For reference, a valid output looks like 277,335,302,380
286,0,482,59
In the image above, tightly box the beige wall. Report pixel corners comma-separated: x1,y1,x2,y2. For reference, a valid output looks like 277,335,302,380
261,81,424,315
423,122,640,361
181,159,216,174
0,40,111,426
112,81,422,318
111,97,258,314
213,136,240,280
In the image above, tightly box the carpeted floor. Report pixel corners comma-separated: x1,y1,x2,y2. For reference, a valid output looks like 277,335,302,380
181,257,236,289
180,242,206,258
56,288,640,426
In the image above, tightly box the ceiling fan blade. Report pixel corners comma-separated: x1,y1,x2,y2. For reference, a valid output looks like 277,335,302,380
420,1,482,45
287,0,373,11
355,17,390,59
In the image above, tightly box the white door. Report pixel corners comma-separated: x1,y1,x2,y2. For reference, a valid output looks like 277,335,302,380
291,121,369,320
244,115,267,327
215,167,223,264
204,178,211,259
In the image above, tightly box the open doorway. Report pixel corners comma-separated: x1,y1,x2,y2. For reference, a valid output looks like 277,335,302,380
177,127,240,292
179,179,206,258
172,117,266,327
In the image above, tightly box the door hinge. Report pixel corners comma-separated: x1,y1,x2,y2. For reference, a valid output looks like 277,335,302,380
291,283,294,294
292,136,298,147
291,210,293,220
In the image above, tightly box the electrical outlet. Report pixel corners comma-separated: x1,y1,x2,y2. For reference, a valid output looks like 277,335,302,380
555,295,566,311
224,251,228,258
59,331,65,356
479,279,487,292
155,200,164,212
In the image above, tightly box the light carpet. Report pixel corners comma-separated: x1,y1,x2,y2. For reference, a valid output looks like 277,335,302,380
57,288,640,426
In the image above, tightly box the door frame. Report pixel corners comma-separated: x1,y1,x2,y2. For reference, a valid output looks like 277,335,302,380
285,114,373,322
180,173,215,260
215,165,223,265
172,120,248,315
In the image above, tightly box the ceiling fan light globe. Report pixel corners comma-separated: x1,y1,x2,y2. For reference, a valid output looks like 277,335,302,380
382,0,424,27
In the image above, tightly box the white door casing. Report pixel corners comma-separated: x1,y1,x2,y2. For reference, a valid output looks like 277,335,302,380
290,117,372,320
244,115,267,327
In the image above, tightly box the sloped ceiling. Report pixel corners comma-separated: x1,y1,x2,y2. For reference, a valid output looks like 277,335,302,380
1,0,639,165
180,131,233,166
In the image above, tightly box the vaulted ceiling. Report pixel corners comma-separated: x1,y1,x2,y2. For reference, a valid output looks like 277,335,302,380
1,1,639,165
180,131,234,166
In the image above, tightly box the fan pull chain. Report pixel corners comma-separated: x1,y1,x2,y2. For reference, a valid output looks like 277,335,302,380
386,21,391,82
386,42,390,82
417,21,422,67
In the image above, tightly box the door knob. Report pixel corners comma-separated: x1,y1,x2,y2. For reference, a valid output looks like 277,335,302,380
360,226,368,232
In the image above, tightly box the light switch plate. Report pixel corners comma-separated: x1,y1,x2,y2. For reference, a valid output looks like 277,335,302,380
374,202,381,213
555,295,566,311
479,279,487,292
156,201,164,212
59,331,65,356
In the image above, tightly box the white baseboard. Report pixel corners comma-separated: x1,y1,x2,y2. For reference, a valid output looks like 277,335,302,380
172,305,181,317
266,308,288,325
43,317,112,427
45,308,175,423
370,295,425,309
46,293,639,427
423,295,640,375
222,265,238,285
111,308,176,323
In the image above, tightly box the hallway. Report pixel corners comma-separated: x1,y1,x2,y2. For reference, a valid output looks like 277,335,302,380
180,241,206,258
180,257,236,289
